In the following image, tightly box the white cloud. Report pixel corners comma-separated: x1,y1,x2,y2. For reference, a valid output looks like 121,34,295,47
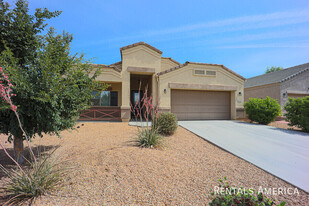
143,9,309,36
105,9,309,42
216,43,309,49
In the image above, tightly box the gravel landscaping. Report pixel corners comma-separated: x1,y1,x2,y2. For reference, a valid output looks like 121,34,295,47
0,122,308,205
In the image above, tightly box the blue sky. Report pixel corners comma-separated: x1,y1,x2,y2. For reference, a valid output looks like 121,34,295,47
12,0,309,78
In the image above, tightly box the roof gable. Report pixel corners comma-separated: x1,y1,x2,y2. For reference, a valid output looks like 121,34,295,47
120,42,163,55
157,61,246,80
245,62,309,88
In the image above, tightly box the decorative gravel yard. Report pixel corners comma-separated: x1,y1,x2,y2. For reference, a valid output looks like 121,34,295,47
0,122,308,205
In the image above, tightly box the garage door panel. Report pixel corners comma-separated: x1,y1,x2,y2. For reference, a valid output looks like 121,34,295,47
174,112,229,120
172,105,230,113
171,90,230,120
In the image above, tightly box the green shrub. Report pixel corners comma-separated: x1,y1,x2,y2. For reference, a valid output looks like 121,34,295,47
284,96,309,132
209,177,286,206
244,97,281,125
154,112,178,135
135,128,163,148
0,149,66,204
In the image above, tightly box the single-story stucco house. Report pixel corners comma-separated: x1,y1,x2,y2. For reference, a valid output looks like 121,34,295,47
80,42,246,121
244,62,309,110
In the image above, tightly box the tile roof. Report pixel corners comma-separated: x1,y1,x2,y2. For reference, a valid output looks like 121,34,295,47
161,57,181,65
120,42,163,54
157,61,246,80
109,61,122,71
245,62,309,88
91,63,121,72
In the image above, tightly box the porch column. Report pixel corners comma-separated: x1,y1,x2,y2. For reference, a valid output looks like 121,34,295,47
121,72,131,122
231,91,236,120
152,74,158,105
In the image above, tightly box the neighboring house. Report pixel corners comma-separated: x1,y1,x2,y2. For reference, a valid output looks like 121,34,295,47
244,62,309,110
80,42,245,121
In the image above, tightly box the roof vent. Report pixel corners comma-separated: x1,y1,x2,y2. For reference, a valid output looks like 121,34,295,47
194,69,206,75
194,69,217,76
206,70,216,76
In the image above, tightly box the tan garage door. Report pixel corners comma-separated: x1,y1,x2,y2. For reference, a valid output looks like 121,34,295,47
171,90,231,120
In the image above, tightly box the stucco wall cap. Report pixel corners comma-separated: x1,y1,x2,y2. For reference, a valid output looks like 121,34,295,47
120,42,163,54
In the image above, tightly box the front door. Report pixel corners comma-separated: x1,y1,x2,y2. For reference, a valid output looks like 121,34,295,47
131,90,143,119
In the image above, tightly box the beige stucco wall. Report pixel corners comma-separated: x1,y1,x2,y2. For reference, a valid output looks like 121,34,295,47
244,83,281,104
120,45,162,121
158,64,245,120
161,58,179,71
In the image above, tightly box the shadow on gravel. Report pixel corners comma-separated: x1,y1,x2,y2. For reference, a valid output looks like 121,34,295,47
0,144,60,178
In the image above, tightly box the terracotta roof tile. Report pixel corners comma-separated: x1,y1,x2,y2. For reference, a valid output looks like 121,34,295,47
162,57,181,65
110,61,122,66
91,63,121,72
157,62,189,76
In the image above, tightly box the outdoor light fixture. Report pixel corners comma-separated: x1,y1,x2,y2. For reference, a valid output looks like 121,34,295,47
164,89,167,94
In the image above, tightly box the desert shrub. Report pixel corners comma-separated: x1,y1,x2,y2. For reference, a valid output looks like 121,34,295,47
0,149,66,204
209,177,286,206
154,112,178,135
244,97,281,125
135,128,163,148
284,96,309,132
130,86,165,148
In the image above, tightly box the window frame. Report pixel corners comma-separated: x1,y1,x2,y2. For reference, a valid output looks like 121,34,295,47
91,90,118,107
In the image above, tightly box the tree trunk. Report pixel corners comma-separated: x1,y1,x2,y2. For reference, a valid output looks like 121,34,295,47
13,136,24,164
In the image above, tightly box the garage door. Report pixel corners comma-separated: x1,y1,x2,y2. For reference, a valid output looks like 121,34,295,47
171,90,230,120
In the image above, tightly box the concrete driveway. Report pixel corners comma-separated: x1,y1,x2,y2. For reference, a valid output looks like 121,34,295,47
179,120,309,192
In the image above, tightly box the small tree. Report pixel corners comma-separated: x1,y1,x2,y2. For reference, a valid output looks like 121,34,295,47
0,0,104,163
0,70,67,204
244,97,281,125
265,66,284,74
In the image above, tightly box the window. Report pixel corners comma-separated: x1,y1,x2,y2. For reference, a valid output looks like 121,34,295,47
91,91,118,106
